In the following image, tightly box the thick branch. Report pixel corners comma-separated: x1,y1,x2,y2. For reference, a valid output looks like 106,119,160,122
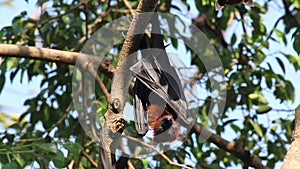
192,124,269,169
100,0,159,168
0,44,101,66
0,44,77,64
281,105,300,168
110,0,158,107
0,44,110,99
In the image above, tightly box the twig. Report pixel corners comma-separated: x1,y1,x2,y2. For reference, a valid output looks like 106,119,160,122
74,2,114,51
125,136,193,169
123,0,135,15
128,160,135,169
82,150,98,168
39,2,85,26
15,138,44,143
266,15,285,41
86,62,110,100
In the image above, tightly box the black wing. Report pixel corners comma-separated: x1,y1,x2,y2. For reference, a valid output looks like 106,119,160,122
132,35,151,135
131,13,193,136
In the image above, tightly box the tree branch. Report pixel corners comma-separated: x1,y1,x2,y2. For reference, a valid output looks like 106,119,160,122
282,0,300,28
82,150,98,168
0,44,269,168
281,105,300,168
0,44,110,100
100,0,158,168
192,124,269,169
0,44,97,65
126,136,193,169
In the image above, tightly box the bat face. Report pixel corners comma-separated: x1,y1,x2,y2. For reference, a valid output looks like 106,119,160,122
153,114,180,143
215,0,254,10
147,103,180,142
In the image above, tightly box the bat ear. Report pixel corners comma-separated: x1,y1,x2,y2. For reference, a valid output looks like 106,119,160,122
215,1,224,10
243,0,254,7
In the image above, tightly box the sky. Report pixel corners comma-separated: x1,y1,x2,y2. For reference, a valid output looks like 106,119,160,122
0,0,299,168
0,0,42,129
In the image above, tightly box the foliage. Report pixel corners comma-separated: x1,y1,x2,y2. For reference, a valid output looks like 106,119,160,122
0,0,299,168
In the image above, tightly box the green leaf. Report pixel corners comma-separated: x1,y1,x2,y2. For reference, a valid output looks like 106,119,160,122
35,143,57,153
256,105,272,114
285,54,300,71
273,28,287,45
141,158,148,168
12,154,25,167
292,0,300,8
293,33,300,54
51,149,65,168
248,92,268,104
64,142,82,158
171,37,178,49
275,57,285,74
285,80,295,102
265,73,273,88
253,51,266,65
3,162,20,169
231,33,237,46
223,119,238,126
250,120,264,137
62,15,71,24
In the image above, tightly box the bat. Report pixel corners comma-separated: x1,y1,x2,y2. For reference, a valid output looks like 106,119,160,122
130,13,193,143
215,0,254,10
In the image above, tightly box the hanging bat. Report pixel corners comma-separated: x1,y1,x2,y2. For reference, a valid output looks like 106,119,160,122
215,0,254,10
130,13,193,143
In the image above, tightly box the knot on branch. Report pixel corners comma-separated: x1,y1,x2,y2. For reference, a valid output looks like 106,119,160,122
110,98,122,113
112,118,125,133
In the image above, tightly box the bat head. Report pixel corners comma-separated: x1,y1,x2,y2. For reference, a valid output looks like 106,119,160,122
153,115,180,143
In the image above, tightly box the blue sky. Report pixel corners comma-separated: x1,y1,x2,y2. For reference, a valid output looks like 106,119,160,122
0,1,41,128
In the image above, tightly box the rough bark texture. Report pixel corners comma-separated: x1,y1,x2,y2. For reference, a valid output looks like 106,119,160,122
0,44,89,64
100,0,159,168
0,44,104,70
281,105,300,169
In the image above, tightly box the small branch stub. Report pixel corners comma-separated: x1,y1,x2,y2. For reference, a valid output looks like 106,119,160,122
111,98,122,113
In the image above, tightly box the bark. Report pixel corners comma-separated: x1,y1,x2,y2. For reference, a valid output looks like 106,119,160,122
100,0,159,168
281,105,300,169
